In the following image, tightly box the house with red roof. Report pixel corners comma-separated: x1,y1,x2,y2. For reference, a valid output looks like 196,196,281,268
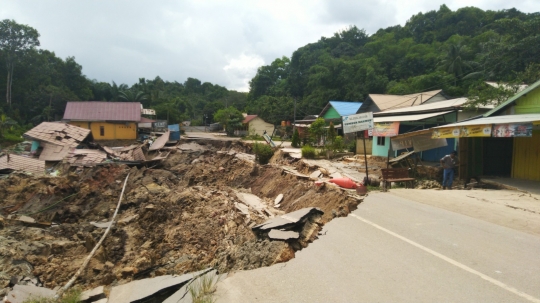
63,101,142,140
242,114,275,136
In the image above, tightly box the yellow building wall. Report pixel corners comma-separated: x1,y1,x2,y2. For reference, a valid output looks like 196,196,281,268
512,130,540,181
248,118,275,136
68,121,137,140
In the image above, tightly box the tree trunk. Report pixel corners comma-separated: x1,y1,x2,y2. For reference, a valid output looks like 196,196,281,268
9,64,14,107
5,68,10,105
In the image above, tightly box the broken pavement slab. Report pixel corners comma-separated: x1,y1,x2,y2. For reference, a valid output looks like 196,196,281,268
80,285,106,303
162,269,222,303
235,192,270,217
108,268,212,303
4,284,55,303
268,229,300,240
252,207,324,232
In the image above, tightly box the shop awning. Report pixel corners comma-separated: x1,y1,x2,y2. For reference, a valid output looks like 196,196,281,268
434,114,540,128
374,111,453,123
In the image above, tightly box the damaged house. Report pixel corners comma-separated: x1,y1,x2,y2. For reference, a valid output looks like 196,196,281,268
23,122,92,162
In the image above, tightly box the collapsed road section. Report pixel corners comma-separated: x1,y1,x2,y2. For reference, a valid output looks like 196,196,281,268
0,139,362,302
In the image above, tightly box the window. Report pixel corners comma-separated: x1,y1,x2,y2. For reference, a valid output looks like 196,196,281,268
377,136,386,146
100,126,105,136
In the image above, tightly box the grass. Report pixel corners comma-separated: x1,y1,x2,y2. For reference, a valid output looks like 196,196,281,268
189,274,217,303
22,288,81,303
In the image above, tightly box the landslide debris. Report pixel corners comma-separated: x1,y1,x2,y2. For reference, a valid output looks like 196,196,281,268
0,140,362,297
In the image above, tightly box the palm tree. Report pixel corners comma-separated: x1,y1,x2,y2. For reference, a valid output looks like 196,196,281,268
118,89,148,102
439,44,473,84
0,114,17,138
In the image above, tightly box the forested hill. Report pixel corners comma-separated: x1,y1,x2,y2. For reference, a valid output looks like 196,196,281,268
246,5,540,124
1,5,540,139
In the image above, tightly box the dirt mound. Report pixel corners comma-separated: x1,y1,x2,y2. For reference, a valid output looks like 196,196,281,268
0,143,361,295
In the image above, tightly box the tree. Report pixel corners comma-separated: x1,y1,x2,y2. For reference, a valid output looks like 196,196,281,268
309,117,326,146
213,106,244,136
118,89,148,102
0,113,17,138
0,19,40,106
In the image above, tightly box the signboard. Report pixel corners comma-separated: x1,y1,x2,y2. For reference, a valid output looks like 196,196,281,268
142,108,156,115
372,122,400,137
492,123,533,137
153,121,167,128
391,137,413,150
432,125,491,138
460,124,492,137
412,134,447,152
432,127,460,138
342,112,373,134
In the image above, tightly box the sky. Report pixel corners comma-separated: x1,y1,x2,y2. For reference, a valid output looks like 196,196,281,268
1,0,538,92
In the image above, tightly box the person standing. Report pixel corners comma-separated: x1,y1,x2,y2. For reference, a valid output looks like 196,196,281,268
440,151,458,189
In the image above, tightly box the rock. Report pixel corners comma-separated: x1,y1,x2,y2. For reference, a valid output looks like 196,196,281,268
0,216,5,228
274,194,284,205
145,183,170,194
318,167,329,175
80,285,106,302
121,266,137,277
118,214,138,226
145,204,155,210
105,261,114,268
309,170,322,180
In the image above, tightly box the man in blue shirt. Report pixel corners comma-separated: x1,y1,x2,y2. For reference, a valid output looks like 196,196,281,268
440,151,458,190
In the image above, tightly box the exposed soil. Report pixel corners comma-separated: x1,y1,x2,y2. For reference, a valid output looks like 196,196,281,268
0,140,361,296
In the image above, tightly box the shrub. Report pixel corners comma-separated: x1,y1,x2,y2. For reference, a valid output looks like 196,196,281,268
291,128,300,147
301,145,316,159
332,135,345,152
253,143,274,164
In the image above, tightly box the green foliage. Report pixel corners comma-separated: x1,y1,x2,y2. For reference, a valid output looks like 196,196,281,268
301,145,316,159
252,142,274,164
213,106,243,136
291,128,300,147
309,117,326,145
347,140,357,153
242,6,540,122
0,19,40,106
331,135,345,153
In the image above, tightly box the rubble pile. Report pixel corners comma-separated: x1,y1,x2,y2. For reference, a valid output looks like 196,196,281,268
0,139,362,299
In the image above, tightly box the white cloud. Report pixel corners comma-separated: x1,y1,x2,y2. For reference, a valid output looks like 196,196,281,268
0,0,537,91
223,53,266,92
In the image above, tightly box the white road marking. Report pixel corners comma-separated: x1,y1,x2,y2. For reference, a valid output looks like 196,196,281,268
350,213,540,303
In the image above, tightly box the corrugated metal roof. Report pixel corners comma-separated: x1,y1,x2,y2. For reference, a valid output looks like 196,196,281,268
149,131,170,151
374,111,453,122
320,101,363,117
65,149,107,167
24,122,91,146
484,79,540,117
375,98,468,115
435,114,540,128
63,101,141,121
0,154,45,175
368,89,443,111
39,143,73,161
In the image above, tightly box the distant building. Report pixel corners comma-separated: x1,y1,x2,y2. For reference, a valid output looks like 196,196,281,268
242,114,275,136
63,102,141,140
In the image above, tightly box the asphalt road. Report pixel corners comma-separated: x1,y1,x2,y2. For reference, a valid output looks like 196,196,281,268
216,192,540,303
